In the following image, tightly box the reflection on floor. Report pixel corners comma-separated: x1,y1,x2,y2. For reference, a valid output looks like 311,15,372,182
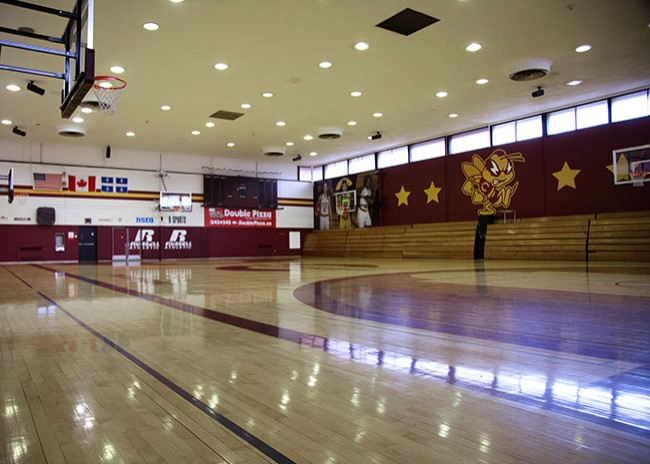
1,258,649,463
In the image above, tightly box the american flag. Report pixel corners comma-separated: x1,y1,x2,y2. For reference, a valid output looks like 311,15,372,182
33,173,63,190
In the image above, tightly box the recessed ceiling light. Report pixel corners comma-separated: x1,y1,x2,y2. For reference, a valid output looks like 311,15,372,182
126,131,136,137
5,84,21,92
475,78,489,85
436,91,448,98
169,0,184,3
575,44,591,53
72,116,84,123
262,92,274,98
465,42,482,52
304,135,313,141
347,121,357,126
276,121,286,126
143,22,159,31
110,66,125,74
286,142,294,147
350,91,362,97
319,61,333,69
566,80,583,86
448,113,459,118
240,103,252,109
1,119,13,125
81,107,93,114
161,105,171,111
214,62,229,71
309,152,318,157
373,112,383,118
354,41,369,51
205,121,215,128
227,142,235,147
191,130,200,135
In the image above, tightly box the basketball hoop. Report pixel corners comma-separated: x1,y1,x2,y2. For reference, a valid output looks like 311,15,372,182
630,170,647,187
93,76,127,116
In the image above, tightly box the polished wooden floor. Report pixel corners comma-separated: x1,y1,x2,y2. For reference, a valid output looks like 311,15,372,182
1,258,649,463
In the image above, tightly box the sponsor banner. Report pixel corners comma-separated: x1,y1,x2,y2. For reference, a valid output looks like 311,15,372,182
128,228,197,257
205,207,275,228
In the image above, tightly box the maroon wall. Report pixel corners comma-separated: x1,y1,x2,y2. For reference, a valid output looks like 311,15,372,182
0,225,307,263
0,225,79,262
378,117,650,225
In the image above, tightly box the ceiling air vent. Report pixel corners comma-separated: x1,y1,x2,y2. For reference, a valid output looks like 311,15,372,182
263,146,285,157
58,126,86,137
509,68,549,82
318,127,342,140
508,58,551,82
376,8,440,36
210,110,244,121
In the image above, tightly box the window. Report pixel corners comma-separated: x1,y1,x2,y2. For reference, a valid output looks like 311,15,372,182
298,166,313,182
312,166,323,182
449,127,490,154
516,115,543,141
547,108,576,135
348,154,376,174
492,121,515,146
576,100,609,129
611,90,649,123
377,146,408,168
324,160,348,179
410,138,445,162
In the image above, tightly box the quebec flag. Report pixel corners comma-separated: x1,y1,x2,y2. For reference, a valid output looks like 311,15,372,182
116,177,128,193
101,176,128,193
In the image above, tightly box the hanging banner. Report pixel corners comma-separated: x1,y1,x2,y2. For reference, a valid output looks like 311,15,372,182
205,207,275,228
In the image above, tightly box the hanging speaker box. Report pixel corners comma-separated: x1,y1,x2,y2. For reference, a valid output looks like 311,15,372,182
36,207,56,225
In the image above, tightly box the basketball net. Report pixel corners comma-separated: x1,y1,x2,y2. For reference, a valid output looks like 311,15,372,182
630,170,647,187
93,76,127,116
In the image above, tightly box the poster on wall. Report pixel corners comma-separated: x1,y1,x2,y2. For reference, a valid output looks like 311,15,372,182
313,172,380,230
204,207,275,228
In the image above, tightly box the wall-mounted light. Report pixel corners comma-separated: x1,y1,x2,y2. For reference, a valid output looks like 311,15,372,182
12,126,26,137
368,131,382,140
26,81,45,96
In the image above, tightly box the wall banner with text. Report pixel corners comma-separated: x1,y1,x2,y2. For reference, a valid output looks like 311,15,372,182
204,207,276,228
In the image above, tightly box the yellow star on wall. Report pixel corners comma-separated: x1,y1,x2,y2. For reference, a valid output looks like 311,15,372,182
395,185,411,206
552,161,581,191
424,181,442,204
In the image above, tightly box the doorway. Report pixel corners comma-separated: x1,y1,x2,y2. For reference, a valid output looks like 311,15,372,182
78,226,97,262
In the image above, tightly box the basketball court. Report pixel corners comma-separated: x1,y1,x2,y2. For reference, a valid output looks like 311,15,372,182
1,257,649,463
1,1,649,463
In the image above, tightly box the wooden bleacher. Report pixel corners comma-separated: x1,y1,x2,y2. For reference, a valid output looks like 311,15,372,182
484,214,593,261
587,210,650,261
302,229,347,257
345,225,407,258
402,221,476,259
303,211,650,262
303,221,477,259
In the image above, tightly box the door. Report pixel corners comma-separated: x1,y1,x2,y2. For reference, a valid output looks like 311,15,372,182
78,226,97,262
112,227,141,262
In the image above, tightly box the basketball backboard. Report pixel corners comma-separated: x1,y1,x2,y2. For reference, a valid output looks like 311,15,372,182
612,144,650,186
0,0,95,118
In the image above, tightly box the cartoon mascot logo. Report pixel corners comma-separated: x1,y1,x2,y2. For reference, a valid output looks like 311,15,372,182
461,149,525,215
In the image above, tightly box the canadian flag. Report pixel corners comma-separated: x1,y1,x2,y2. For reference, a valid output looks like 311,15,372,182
68,175,96,192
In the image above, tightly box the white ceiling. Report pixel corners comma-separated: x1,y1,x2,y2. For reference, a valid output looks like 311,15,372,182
1,0,649,169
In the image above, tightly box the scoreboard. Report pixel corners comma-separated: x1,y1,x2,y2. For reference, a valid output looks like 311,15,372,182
203,175,278,209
